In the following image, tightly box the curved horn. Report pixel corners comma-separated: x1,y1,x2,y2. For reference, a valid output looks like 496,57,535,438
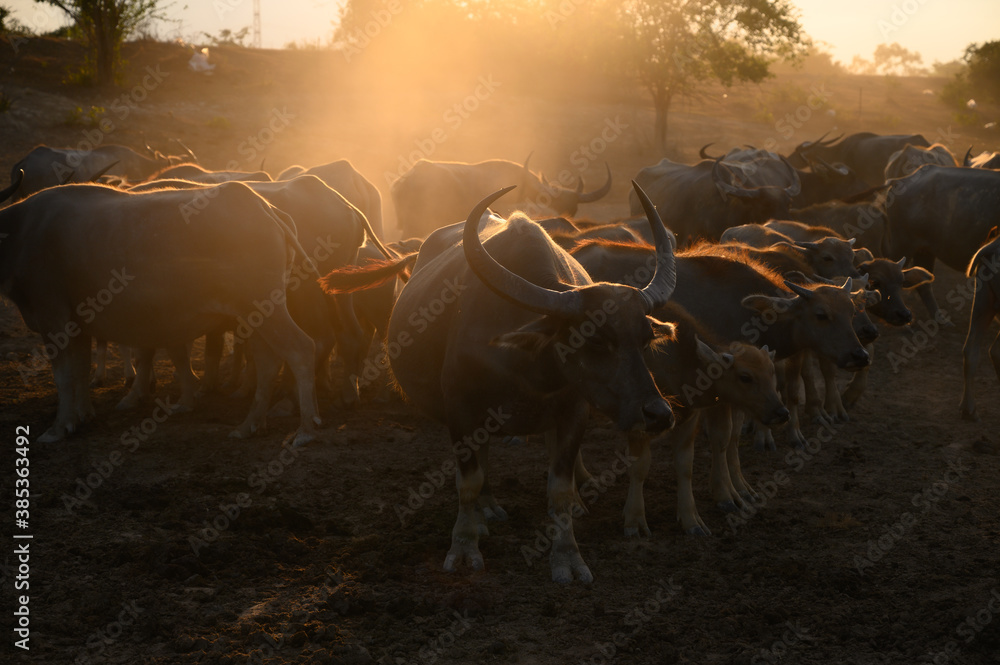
574,176,584,194
88,160,120,182
820,133,844,146
172,138,198,164
713,159,761,200
260,157,267,172
59,169,77,185
0,169,24,203
630,180,677,312
522,151,533,173
463,187,583,317
699,143,721,160
963,146,973,167
806,131,830,148
784,280,813,300
577,162,612,203
779,155,802,198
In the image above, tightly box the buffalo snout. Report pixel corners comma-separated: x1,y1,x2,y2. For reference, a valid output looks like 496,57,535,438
844,347,871,370
642,398,675,433
766,406,791,426
858,323,880,345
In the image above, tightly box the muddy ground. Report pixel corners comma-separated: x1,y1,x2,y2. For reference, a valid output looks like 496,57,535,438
2,36,1000,665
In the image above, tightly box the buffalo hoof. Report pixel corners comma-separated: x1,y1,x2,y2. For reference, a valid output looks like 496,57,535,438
291,429,317,448
38,426,67,443
717,499,738,513
754,431,776,452
841,387,862,408
551,554,593,584
961,408,980,422
686,525,711,536
444,541,485,573
482,504,508,522
738,489,758,504
115,394,143,411
788,429,808,450
229,420,261,439
624,522,651,538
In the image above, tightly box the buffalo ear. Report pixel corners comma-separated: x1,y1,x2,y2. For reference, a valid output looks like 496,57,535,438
491,331,551,357
854,248,875,265
902,266,934,288
741,294,795,319
491,317,559,357
647,317,677,352
649,316,677,340
852,289,881,308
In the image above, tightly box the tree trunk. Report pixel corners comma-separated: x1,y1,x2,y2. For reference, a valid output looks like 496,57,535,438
651,89,673,155
95,8,115,85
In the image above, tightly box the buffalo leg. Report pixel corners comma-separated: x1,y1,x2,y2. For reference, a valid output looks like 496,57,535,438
783,355,808,448
544,425,592,583
230,335,283,439
72,335,96,425
960,283,1000,420
703,403,743,512
842,344,874,408
444,423,488,573
670,413,711,536
252,307,320,446
622,429,654,538
912,252,943,319
801,354,833,425
116,348,156,410
93,338,108,386
121,345,138,387
164,345,197,412
475,441,508,521
39,334,91,442
818,357,849,422
726,409,757,503
201,329,226,393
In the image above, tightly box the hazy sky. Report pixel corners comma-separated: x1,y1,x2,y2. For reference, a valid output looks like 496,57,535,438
7,0,998,65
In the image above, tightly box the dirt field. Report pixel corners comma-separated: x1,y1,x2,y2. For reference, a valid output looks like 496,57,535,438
2,37,1000,665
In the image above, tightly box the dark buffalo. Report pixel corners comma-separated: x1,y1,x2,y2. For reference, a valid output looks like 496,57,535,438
3,142,196,202
883,165,1000,318
787,132,930,187
628,156,795,243
391,156,611,239
322,183,677,583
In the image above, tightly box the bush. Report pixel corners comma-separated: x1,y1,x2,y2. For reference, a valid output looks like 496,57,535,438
65,105,106,127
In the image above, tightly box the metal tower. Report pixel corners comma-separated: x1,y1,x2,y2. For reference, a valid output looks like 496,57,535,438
252,0,262,48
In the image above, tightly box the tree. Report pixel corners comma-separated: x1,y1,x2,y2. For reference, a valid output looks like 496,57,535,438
964,40,1000,104
871,42,924,76
35,0,165,84
614,0,808,154
937,41,1000,110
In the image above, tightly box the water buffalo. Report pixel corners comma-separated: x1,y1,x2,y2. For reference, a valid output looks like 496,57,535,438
883,165,1000,318
0,181,321,445
322,183,677,583
787,132,930,187
391,155,611,238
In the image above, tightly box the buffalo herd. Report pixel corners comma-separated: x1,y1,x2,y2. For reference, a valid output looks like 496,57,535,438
2,131,999,582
